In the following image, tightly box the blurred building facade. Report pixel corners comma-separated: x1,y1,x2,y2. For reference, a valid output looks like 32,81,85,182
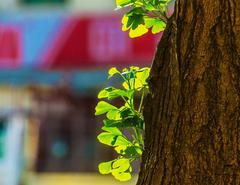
0,0,163,185
0,0,115,12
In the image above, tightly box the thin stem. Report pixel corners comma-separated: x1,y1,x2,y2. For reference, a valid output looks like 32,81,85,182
138,89,145,112
133,128,141,144
132,124,144,148
121,95,132,108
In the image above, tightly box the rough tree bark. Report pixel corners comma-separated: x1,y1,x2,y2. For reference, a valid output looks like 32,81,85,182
137,0,240,184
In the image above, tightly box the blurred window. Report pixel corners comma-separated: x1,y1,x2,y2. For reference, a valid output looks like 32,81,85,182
33,88,114,172
0,118,7,159
21,0,66,4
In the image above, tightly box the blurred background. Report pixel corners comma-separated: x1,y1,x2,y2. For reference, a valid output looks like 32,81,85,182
0,0,171,184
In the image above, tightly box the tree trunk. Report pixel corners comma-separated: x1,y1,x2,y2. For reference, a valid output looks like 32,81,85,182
137,0,240,184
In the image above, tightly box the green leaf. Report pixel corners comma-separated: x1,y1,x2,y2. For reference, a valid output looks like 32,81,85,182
98,87,133,100
98,89,108,99
112,172,132,181
122,81,130,90
98,161,114,174
122,15,130,31
103,110,143,129
144,17,166,34
115,135,131,146
136,67,150,82
134,67,150,89
125,146,142,156
108,67,120,78
98,87,114,99
152,20,166,34
125,15,135,29
97,132,130,147
104,119,127,128
114,145,128,154
116,0,132,7
145,3,156,11
102,126,122,135
131,15,144,30
129,24,148,38
106,109,120,120
97,132,118,146
126,7,145,16
111,158,132,181
144,17,156,28
103,119,121,127
108,89,133,100
122,10,149,38
112,158,130,172
95,101,117,115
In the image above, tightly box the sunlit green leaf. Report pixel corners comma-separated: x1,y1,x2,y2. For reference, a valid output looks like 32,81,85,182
98,161,114,174
116,0,132,7
102,126,122,136
95,101,117,115
122,15,130,31
107,109,121,120
109,89,132,100
108,67,120,78
98,89,109,99
122,10,149,38
115,135,131,146
144,17,166,34
97,132,118,146
98,87,133,100
114,145,128,154
111,158,132,181
135,67,150,89
112,158,130,172
152,20,166,34
145,3,156,11
103,119,121,127
129,24,148,38
122,81,129,90
112,172,132,181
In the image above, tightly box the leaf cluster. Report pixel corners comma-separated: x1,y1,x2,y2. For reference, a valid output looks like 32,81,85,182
116,0,172,38
95,66,150,181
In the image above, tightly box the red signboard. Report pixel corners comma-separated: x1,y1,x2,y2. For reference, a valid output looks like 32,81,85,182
43,16,161,69
0,27,22,68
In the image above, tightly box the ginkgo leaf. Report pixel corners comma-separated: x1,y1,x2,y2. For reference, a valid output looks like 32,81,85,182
122,81,129,90
144,17,166,34
98,161,114,174
102,126,122,135
116,0,132,7
108,67,120,78
97,132,118,146
129,24,148,38
112,172,132,181
95,101,117,115
152,20,166,34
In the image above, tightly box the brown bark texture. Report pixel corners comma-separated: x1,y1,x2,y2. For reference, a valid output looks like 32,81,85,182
137,0,240,185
